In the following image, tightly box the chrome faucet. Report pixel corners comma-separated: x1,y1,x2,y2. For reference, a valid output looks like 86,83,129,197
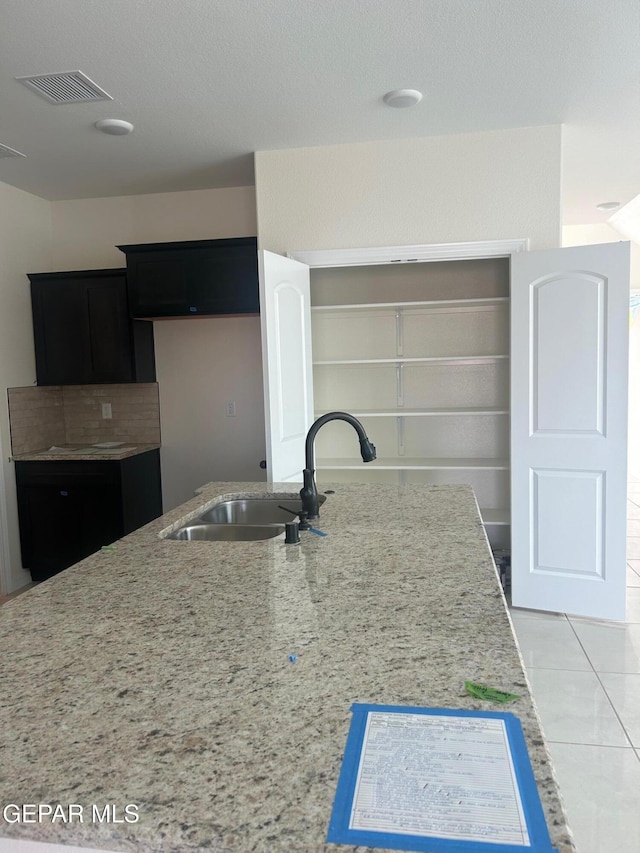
299,412,376,519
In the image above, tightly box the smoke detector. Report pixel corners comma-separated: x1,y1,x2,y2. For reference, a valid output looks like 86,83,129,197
95,119,134,136
383,89,423,108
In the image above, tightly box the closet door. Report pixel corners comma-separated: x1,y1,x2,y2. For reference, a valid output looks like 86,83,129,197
259,250,313,482
511,242,630,620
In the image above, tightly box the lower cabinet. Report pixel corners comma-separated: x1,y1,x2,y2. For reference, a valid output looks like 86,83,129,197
16,450,162,582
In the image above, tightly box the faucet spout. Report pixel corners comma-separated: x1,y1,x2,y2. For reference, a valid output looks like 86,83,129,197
300,412,376,519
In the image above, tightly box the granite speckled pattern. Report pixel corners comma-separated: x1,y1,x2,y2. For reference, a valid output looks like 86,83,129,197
0,482,575,852
12,443,161,462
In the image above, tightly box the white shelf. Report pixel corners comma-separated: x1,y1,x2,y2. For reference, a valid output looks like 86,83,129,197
315,406,509,418
313,354,509,367
480,509,510,526
311,297,509,313
316,457,510,471
310,259,511,546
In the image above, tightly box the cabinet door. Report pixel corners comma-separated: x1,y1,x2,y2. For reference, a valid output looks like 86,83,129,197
29,269,155,385
511,242,630,620
122,238,260,318
79,484,123,556
17,485,86,580
189,244,260,315
86,277,133,382
259,250,313,482
31,278,92,385
126,253,189,317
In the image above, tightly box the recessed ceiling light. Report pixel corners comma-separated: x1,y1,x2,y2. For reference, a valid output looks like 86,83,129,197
383,89,423,108
596,201,621,211
95,118,134,136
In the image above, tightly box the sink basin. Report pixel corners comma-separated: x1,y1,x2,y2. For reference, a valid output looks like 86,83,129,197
166,524,285,541
197,495,326,525
164,495,329,542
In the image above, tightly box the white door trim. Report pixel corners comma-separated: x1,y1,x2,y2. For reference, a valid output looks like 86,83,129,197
289,238,529,269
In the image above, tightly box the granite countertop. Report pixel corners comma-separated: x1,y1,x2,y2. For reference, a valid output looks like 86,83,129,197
12,443,161,462
0,482,575,852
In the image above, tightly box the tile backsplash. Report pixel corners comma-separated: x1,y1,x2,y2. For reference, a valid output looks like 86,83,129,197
7,386,66,456
8,383,161,456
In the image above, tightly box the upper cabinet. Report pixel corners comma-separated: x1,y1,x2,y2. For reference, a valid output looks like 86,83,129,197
28,268,156,386
118,237,260,318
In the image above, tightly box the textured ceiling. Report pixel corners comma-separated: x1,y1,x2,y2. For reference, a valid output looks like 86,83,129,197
0,0,638,224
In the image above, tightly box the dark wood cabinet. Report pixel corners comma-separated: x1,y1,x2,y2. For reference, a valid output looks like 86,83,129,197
28,268,156,385
16,450,162,582
118,237,259,318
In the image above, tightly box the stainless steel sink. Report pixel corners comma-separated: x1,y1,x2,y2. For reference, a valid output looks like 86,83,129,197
197,495,326,525
164,495,329,542
166,524,285,541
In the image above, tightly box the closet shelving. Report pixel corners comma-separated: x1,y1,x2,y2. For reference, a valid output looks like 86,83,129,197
309,259,511,547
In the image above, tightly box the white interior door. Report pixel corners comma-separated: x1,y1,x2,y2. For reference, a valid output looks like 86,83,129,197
511,242,630,620
259,250,313,483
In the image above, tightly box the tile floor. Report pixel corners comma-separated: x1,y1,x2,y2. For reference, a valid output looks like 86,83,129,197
509,476,640,853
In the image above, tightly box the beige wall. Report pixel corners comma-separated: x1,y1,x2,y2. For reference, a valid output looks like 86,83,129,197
0,180,52,592
51,186,258,270
153,317,265,507
50,185,264,511
255,126,563,254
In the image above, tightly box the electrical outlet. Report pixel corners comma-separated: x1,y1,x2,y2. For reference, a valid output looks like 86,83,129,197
101,402,112,420
225,400,236,417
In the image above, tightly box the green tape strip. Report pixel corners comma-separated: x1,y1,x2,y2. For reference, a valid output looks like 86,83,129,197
465,680,520,703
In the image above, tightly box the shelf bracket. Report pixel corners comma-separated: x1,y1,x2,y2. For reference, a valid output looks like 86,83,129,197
397,415,405,456
396,362,404,408
395,308,404,357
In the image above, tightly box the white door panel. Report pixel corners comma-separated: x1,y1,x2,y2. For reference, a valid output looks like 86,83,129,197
511,242,629,620
259,251,313,483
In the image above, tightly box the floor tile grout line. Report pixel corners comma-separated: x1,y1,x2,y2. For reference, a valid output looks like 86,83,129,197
566,616,637,749
545,739,637,751
517,663,602,673
628,562,640,578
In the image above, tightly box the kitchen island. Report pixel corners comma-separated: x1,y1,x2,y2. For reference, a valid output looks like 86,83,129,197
0,482,575,852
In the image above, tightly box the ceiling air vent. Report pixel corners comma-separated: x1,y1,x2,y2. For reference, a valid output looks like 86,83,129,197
16,70,113,104
0,142,26,158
